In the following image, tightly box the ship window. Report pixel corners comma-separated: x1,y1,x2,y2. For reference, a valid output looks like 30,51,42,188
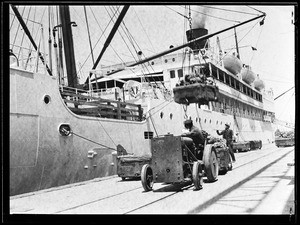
165,59,168,63
243,85,246,94
172,58,175,62
236,81,240,91
151,61,154,65
225,74,230,85
212,67,218,79
216,121,218,125
170,70,175,78
204,119,207,123
160,111,164,118
178,69,183,78
229,76,234,87
219,72,224,82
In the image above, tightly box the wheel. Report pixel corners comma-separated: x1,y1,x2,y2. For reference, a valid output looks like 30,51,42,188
141,164,154,192
228,154,233,171
203,144,219,182
192,161,203,190
121,177,126,181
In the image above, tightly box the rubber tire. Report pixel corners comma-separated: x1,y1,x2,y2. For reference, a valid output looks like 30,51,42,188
192,161,203,190
228,153,233,171
203,144,219,182
141,164,154,192
121,177,126,181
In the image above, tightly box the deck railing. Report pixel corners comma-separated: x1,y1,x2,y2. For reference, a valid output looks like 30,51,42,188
59,85,143,121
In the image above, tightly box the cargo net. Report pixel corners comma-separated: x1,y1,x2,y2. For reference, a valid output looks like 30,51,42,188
173,72,220,105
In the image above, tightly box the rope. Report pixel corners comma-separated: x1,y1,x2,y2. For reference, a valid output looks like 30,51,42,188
148,111,159,137
63,128,116,151
96,113,117,147
164,6,189,20
133,8,156,53
200,5,259,16
76,6,119,76
179,5,241,23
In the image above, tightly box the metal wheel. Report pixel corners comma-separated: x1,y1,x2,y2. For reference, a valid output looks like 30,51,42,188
192,161,203,190
141,164,154,192
203,144,219,182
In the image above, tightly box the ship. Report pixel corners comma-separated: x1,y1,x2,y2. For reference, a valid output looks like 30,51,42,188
9,4,278,196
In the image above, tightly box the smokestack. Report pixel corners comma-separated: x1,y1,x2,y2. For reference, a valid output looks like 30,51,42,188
186,28,208,50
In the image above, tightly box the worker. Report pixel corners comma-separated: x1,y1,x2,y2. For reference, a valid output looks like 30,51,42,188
181,119,205,158
217,123,236,162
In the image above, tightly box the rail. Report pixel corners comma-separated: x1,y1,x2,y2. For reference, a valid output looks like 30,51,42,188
60,85,143,121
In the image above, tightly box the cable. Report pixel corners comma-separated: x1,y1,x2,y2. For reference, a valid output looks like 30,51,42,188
97,113,117,147
179,5,241,23
200,5,259,16
69,130,116,151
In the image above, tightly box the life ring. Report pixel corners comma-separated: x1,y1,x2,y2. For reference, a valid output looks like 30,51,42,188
129,86,140,98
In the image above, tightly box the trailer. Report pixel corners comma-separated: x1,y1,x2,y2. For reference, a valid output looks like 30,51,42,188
232,141,251,152
275,138,295,148
116,145,151,180
249,140,262,150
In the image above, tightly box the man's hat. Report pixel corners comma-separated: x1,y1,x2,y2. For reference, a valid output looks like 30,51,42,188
184,119,193,125
225,123,230,127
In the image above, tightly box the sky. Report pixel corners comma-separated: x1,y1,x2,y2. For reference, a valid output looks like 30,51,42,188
9,4,296,124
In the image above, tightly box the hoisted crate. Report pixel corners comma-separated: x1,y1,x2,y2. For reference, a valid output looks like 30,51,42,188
173,83,220,105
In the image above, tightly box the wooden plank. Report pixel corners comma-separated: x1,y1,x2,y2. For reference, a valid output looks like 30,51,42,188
61,91,141,107
64,99,140,113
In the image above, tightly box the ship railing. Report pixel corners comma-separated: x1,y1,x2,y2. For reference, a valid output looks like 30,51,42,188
59,85,143,121
10,44,47,73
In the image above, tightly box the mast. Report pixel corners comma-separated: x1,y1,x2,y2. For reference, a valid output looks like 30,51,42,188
234,27,240,59
59,5,78,88
84,5,130,85
90,12,266,83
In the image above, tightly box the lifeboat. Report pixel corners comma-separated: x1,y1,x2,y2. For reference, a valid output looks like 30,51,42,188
241,68,256,85
254,77,265,91
223,54,242,75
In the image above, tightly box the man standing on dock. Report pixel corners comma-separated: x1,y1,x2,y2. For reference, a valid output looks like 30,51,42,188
217,123,236,162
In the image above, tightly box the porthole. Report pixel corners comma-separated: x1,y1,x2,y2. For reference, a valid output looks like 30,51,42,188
204,119,206,123
170,113,173,120
221,122,222,125
165,59,168,63
43,95,51,104
151,61,154,65
172,58,175,62
160,111,164,118
196,117,198,122
216,121,218,125
210,119,211,124
59,124,72,136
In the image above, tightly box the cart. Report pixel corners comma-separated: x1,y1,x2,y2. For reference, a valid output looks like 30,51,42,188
232,141,250,152
116,145,151,180
275,138,294,147
141,134,231,192
249,140,262,150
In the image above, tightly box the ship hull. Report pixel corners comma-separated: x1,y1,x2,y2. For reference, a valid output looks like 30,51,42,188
9,67,275,195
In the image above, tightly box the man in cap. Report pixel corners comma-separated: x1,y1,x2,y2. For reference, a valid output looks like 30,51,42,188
181,119,205,158
217,123,236,162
